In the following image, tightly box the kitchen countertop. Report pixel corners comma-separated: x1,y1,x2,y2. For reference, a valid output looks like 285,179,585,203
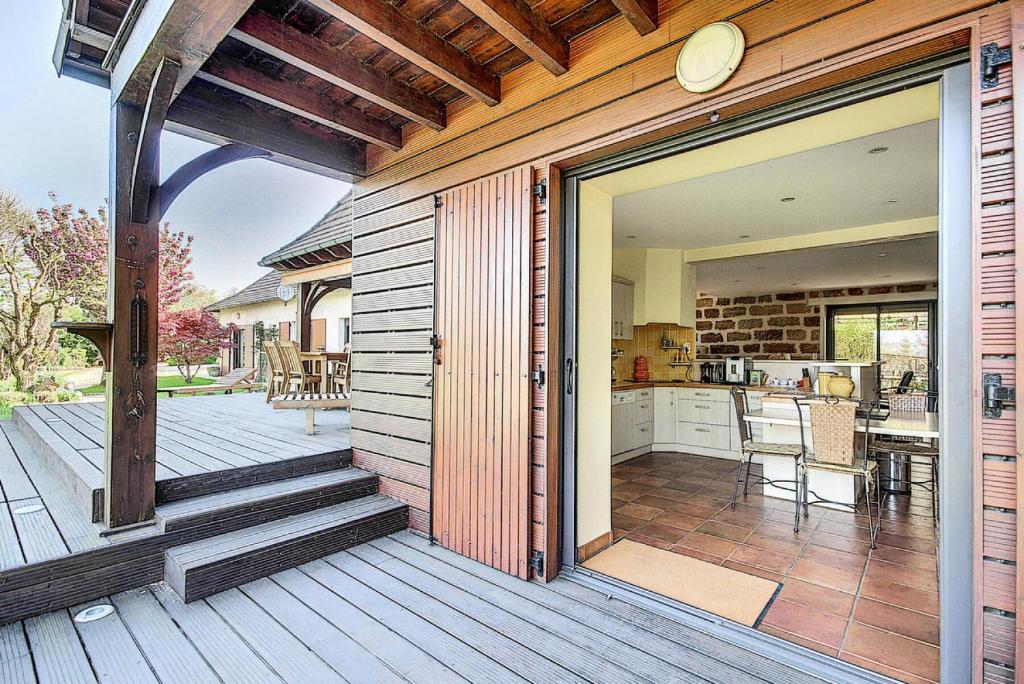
612,380,756,392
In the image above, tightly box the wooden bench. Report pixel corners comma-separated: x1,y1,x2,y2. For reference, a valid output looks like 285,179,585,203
271,392,351,434
160,367,260,398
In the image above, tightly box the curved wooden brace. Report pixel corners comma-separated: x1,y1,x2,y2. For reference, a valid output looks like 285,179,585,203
158,143,271,219
51,321,113,368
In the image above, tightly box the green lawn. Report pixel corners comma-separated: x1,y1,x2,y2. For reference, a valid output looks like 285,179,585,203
81,374,215,395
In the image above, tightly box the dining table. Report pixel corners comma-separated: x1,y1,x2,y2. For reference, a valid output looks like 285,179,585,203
742,408,939,439
299,351,349,390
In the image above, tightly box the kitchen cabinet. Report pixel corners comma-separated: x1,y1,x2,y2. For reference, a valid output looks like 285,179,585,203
611,249,696,328
611,278,634,340
653,388,676,443
612,389,652,455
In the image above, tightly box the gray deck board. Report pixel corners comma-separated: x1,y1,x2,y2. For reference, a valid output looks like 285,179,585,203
205,588,345,682
24,610,97,684
0,623,34,684
0,504,25,570
110,588,221,684
70,598,159,683
238,577,406,683
0,426,38,503
7,531,856,684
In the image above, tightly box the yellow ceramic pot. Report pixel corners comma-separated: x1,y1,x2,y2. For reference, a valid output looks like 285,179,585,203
828,375,855,398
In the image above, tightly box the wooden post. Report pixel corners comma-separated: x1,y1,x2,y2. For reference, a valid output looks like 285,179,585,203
299,282,312,352
104,101,159,529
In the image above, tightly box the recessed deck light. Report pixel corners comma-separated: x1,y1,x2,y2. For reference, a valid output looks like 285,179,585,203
869,146,889,154
780,197,796,203
74,605,115,623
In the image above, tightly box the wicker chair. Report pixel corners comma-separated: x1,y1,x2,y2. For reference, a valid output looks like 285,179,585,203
794,396,882,548
868,389,940,523
279,341,322,393
263,341,287,402
729,387,804,518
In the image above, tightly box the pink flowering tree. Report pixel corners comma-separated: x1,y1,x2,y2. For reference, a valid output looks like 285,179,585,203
158,309,235,383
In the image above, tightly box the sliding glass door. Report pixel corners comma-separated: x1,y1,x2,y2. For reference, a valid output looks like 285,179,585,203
827,301,936,391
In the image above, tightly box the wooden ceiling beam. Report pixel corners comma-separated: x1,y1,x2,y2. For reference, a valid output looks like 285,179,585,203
305,0,501,105
459,0,568,76
167,81,366,180
107,0,255,105
609,0,658,36
231,11,445,131
197,52,402,150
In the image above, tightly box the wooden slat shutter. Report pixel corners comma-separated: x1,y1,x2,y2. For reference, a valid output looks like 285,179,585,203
433,166,533,579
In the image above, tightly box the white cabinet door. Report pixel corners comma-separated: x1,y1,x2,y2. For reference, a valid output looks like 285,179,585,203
653,388,676,443
612,401,632,454
611,279,634,340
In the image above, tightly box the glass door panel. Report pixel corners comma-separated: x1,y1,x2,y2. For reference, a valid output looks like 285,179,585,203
879,305,930,390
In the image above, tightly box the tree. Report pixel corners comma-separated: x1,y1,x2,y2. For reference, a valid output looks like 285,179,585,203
158,308,235,383
0,190,199,389
170,283,219,312
0,192,107,389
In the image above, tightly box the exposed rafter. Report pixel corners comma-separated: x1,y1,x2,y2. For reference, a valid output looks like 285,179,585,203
106,0,254,105
197,52,402,150
305,0,501,106
230,11,445,131
610,0,658,35
459,0,569,76
167,81,366,180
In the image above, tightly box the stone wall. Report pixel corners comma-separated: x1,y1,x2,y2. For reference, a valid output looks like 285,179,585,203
695,283,936,359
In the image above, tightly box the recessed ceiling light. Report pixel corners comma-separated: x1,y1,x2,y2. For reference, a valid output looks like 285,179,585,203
869,146,889,154
738,234,750,239
626,235,637,239
780,197,796,203
877,252,888,258
755,266,765,271
882,275,892,278
734,279,743,283
790,283,798,286
886,199,900,204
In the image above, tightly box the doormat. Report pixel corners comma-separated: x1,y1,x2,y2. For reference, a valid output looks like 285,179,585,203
583,538,780,627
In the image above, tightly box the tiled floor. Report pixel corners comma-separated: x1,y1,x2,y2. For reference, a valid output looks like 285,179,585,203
610,451,939,684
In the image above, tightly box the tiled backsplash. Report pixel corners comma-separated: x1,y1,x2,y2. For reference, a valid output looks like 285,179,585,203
612,323,697,381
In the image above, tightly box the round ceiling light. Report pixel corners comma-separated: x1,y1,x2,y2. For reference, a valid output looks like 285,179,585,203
676,22,745,94
869,146,889,155
780,197,796,203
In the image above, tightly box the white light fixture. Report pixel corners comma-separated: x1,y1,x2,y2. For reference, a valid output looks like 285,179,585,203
676,22,745,94
869,146,889,154
877,252,889,258
780,197,796,203
276,284,296,303
74,605,115,623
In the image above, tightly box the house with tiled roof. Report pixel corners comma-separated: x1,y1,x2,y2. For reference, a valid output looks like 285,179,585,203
207,192,353,373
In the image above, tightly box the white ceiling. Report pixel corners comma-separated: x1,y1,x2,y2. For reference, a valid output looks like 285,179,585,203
612,120,939,249
695,235,938,296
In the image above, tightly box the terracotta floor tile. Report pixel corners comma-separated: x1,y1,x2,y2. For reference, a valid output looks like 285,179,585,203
632,522,689,545
839,652,936,684
760,599,848,648
778,579,855,618
616,503,663,521
842,622,939,682
695,520,753,543
853,598,939,646
865,559,938,592
672,500,725,519
874,531,936,555
759,625,839,658
625,532,675,550
712,508,765,528
789,558,863,594
653,510,704,532
631,475,670,487
814,519,873,541
754,520,814,543
669,545,725,565
869,544,937,572
859,576,939,616
807,530,871,556
764,507,819,528
611,512,646,531
648,487,694,502
676,531,740,558
728,544,797,574
613,482,656,501
743,531,805,556
660,479,705,494
631,495,679,511
722,560,785,583
799,544,868,574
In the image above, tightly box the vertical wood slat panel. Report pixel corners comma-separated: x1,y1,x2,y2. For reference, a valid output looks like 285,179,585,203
433,165,533,579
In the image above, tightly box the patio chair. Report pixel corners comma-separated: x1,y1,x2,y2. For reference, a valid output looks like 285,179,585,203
795,395,882,548
279,341,322,393
264,342,287,403
331,353,351,396
728,387,804,517
868,389,940,523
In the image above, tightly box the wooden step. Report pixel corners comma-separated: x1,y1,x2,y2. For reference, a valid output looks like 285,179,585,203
164,496,408,602
155,468,378,533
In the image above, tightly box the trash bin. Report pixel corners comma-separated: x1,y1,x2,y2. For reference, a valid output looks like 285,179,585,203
877,449,911,494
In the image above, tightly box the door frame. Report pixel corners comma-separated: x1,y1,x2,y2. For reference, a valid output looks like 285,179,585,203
556,56,972,681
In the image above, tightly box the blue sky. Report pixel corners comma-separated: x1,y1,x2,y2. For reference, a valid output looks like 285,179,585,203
0,4,349,295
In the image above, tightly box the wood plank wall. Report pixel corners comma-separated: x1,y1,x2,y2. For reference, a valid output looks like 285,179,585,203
348,2,1019,676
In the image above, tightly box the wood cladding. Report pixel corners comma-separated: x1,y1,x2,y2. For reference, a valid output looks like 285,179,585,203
432,167,534,580
347,0,1019,677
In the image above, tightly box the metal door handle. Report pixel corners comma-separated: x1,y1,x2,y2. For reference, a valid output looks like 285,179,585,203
565,358,574,395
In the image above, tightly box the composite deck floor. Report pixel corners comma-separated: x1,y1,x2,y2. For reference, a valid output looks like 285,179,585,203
1,530,832,684
0,394,350,569
14,393,350,483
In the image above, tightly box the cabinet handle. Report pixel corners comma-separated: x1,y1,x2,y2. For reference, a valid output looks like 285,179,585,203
695,404,710,409
695,428,710,433
696,392,710,397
